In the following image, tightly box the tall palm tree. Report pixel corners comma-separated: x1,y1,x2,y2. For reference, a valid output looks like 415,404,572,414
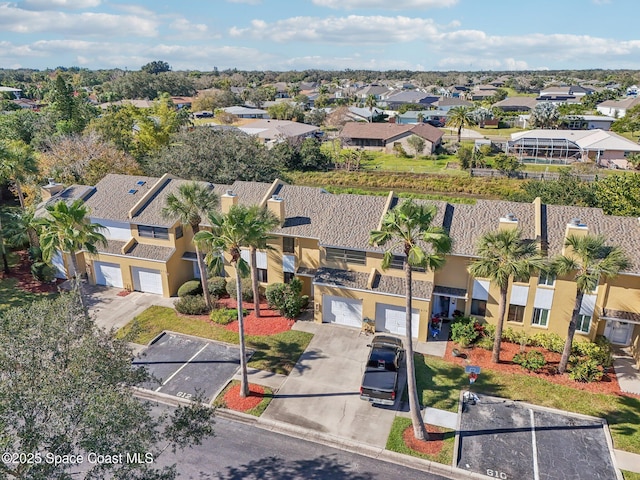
38,199,107,307
468,229,545,363
0,139,39,209
244,206,279,318
447,106,476,143
163,182,218,310
194,205,254,398
553,234,630,374
369,200,452,441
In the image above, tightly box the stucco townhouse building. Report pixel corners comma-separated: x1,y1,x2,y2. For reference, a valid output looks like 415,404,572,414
41,173,640,367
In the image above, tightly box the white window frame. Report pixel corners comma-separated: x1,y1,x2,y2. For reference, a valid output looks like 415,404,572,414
577,314,591,334
538,272,555,287
531,308,549,327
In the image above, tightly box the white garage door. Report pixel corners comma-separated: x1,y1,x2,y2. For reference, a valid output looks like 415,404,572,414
375,303,420,339
132,267,163,295
94,261,123,288
322,295,362,328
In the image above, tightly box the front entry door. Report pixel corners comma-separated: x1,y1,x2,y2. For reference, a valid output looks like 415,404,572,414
607,320,632,345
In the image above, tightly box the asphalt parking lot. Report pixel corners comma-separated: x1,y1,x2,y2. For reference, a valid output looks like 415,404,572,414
456,394,620,480
133,332,250,403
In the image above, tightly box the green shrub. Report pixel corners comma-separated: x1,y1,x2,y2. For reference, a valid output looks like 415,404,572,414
450,317,480,348
226,277,254,302
207,276,227,297
210,308,237,325
572,336,613,368
482,323,496,341
501,327,528,345
476,335,494,350
31,261,56,283
512,350,547,372
265,278,305,318
174,295,208,315
568,358,604,383
528,332,564,353
177,280,202,297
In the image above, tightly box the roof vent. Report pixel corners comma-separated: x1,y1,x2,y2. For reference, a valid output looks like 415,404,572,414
225,189,235,196
570,218,581,226
271,194,281,201
506,213,517,221
128,189,138,195
136,180,146,186
47,178,55,185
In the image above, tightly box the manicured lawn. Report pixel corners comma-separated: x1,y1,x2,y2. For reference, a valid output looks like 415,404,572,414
213,380,273,417
117,306,313,375
623,471,640,480
386,417,455,465
414,355,640,455
360,152,468,176
0,277,56,312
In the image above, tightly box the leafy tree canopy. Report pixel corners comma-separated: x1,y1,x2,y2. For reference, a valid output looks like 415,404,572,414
594,173,640,217
141,60,172,75
0,293,215,480
146,127,282,184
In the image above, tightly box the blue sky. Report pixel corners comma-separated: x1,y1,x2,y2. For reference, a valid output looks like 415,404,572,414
1,0,639,72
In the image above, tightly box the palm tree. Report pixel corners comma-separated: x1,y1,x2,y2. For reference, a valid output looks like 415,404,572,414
447,106,476,142
244,206,279,318
0,139,39,209
163,182,218,310
553,234,630,374
369,200,452,441
194,205,254,398
468,229,545,363
530,101,560,129
364,94,377,120
38,199,107,306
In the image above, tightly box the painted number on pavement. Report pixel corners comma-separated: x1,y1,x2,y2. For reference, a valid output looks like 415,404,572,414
176,392,193,399
486,469,507,479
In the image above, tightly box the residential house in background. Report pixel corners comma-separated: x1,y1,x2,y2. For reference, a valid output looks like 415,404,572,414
221,106,269,119
596,97,640,118
433,97,473,112
493,96,538,112
339,122,444,154
238,119,320,146
508,129,640,167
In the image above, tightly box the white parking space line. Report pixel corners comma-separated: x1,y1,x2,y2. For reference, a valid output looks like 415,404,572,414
529,408,540,480
155,343,209,392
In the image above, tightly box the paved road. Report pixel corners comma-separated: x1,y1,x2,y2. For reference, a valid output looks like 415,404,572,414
151,403,449,480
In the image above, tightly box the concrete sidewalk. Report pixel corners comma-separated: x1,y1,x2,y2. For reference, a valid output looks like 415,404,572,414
613,348,640,395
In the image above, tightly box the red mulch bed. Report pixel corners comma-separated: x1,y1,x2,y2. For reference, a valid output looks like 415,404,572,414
223,383,265,412
402,424,448,456
443,340,632,396
0,250,63,294
217,297,295,335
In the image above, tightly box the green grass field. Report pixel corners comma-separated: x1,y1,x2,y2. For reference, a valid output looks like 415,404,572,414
386,417,455,465
118,306,313,375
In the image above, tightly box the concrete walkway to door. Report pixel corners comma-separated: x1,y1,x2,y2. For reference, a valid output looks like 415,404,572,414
613,347,640,395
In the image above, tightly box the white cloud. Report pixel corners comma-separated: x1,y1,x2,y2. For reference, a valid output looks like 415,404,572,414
169,18,208,33
230,15,440,44
312,0,457,9
280,54,421,71
226,0,261,4
20,0,101,10
0,3,158,37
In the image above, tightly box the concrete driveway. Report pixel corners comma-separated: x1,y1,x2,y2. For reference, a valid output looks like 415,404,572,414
260,325,403,448
84,285,175,332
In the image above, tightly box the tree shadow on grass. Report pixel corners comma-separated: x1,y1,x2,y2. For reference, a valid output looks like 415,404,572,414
413,354,504,411
600,394,640,438
215,454,371,480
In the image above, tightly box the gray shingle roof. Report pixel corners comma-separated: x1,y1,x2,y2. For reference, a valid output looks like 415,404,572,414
274,184,388,250
601,309,640,322
36,184,96,217
314,267,433,300
226,181,272,208
544,205,640,273
447,200,536,257
95,240,175,262
83,174,215,227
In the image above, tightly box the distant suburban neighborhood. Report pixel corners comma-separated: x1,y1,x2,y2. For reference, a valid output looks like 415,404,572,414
1,66,640,480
